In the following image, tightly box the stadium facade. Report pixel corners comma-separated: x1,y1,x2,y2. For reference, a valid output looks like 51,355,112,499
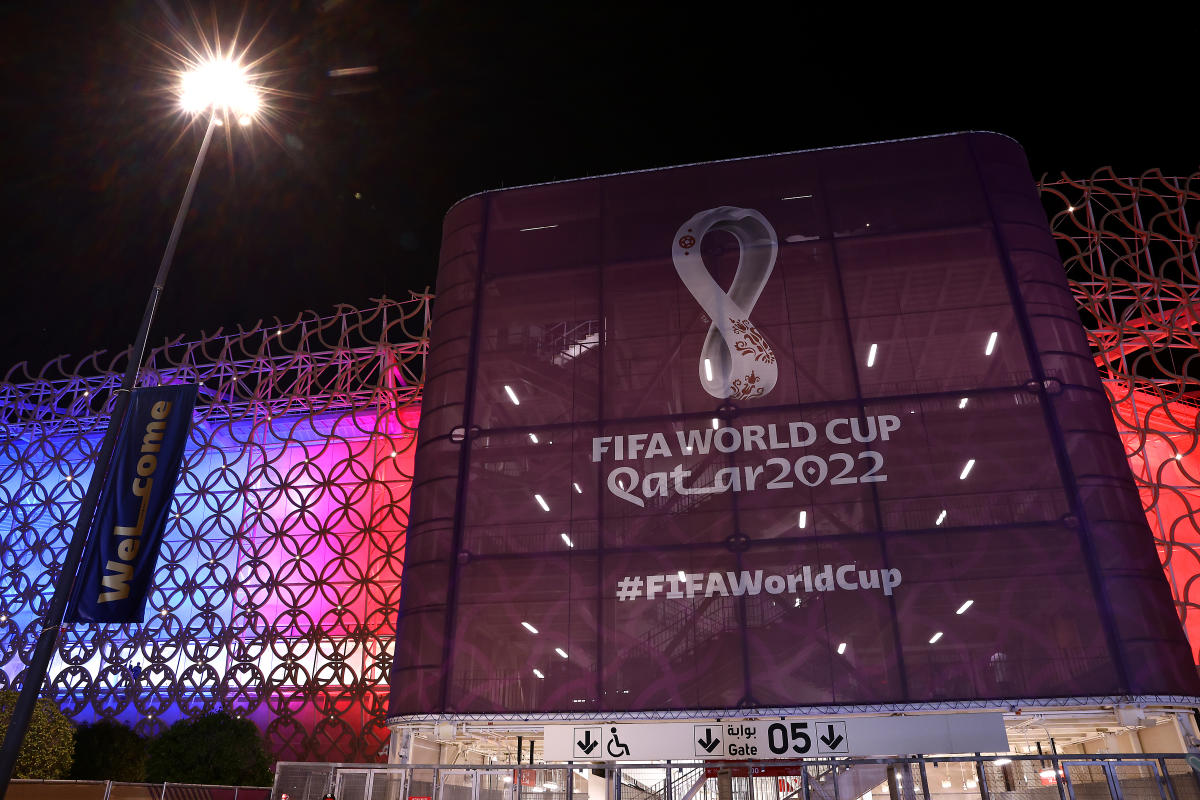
385,134,1200,766
1,141,1199,765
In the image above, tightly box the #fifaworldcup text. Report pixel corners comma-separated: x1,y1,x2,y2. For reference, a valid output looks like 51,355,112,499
616,565,904,602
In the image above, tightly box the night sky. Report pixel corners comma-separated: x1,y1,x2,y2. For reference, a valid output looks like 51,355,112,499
1,2,1194,376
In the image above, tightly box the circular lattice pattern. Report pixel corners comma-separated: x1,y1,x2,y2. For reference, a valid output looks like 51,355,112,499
0,296,427,762
1043,170,1200,663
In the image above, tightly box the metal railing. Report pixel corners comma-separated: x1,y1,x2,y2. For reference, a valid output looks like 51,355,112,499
6,779,270,800
274,755,1200,800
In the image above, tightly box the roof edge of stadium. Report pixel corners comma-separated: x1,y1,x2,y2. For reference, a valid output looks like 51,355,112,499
444,130,1021,218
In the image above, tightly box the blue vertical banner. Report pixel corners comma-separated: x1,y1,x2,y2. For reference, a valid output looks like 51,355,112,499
66,384,198,623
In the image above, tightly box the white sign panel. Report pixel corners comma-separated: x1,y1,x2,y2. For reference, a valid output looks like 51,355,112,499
544,714,1007,762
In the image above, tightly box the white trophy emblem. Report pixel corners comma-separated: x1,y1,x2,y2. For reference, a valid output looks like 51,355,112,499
672,206,779,400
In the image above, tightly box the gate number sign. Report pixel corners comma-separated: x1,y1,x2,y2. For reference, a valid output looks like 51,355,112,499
544,714,1007,761
694,721,848,758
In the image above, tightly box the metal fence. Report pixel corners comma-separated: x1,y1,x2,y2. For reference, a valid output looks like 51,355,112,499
6,779,270,800
274,756,1200,800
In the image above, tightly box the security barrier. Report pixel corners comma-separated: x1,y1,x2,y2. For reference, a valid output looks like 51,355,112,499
6,780,269,800
273,755,1200,800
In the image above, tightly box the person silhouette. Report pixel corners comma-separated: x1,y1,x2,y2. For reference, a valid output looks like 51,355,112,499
607,727,630,758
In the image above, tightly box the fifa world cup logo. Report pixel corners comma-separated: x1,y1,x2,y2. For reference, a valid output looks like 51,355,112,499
672,207,779,400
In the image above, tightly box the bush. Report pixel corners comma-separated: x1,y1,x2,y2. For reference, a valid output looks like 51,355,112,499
70,719,146,781
145,712,271,785
0,689,74,778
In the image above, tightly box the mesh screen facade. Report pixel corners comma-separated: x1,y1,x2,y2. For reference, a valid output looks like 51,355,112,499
0,296,427,762
389,134,1200,720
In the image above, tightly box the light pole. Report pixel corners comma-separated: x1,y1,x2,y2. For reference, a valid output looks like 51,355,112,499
0,57,260,787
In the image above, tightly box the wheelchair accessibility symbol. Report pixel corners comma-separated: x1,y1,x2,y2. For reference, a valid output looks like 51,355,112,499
607,727,631,758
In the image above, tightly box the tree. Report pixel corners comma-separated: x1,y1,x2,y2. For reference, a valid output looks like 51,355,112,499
145,712,271,785
0,689,74,779
70,719,146,781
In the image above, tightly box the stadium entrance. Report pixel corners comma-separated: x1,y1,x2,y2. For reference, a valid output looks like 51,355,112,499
274,751,1200,800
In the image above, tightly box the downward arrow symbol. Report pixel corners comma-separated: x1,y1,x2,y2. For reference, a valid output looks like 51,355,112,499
819,726,844,750
577,730,598,755
697,729,721,753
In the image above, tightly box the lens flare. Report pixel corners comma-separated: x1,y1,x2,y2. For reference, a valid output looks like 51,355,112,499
180,57,261,117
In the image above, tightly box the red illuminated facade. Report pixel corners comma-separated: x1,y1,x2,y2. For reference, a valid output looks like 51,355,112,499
1045,169,1200,665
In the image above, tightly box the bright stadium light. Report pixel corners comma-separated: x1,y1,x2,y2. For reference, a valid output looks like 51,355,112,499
179,57,262,120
